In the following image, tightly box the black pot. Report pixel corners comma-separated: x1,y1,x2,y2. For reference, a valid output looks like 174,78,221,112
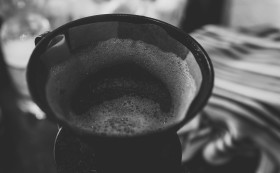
27,14,214,173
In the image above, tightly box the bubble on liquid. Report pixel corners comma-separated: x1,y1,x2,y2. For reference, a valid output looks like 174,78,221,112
71,95,174,136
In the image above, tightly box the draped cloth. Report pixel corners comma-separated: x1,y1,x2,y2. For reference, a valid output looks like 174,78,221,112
179,25,280,173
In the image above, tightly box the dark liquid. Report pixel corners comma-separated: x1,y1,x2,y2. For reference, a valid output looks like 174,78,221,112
71,62,172,114
70,62,174,136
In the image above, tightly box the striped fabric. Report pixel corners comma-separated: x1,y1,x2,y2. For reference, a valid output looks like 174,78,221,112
179,25,280,173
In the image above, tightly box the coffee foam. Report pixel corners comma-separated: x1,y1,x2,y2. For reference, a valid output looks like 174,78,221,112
46,38,197,136
70,95,173,136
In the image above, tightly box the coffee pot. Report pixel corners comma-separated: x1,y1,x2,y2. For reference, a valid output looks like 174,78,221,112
27,14,214,173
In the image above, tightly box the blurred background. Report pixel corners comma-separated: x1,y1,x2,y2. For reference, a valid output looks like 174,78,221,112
0,0,280,173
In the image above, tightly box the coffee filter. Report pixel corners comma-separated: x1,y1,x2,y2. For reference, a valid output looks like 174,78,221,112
27,14,212,137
